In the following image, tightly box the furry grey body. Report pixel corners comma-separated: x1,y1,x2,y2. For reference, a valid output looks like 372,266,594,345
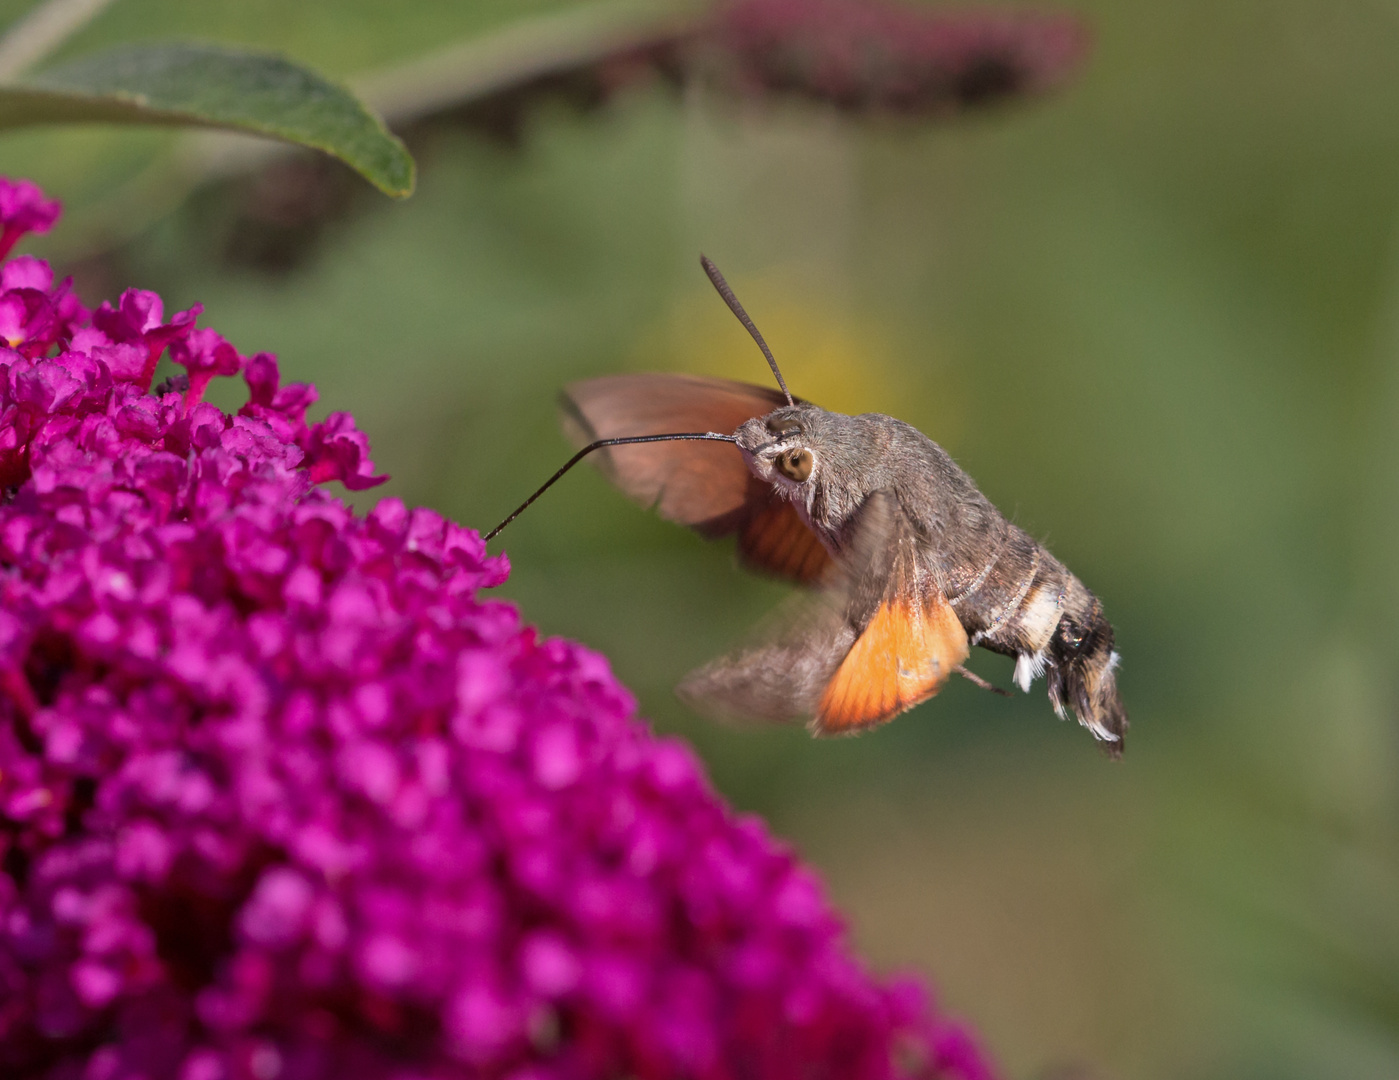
731,404,1127,748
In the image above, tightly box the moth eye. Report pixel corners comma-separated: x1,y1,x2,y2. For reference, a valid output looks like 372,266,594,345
767,417,803,436
777,448,813,482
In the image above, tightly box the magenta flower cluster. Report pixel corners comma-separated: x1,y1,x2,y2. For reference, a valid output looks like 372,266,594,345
0,179,998,1080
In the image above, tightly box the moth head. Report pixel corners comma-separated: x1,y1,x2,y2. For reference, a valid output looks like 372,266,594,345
735,406,821,490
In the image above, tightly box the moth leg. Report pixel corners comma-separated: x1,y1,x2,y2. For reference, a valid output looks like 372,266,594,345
954,665,1012,698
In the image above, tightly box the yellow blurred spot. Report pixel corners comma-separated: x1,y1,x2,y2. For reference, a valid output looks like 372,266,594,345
627,269,965,447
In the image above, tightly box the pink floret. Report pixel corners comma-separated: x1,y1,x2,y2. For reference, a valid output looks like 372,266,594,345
0,177,62,261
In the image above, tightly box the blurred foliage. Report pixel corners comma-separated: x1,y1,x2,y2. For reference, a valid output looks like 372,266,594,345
0,0,689,254
5,0,1399,1078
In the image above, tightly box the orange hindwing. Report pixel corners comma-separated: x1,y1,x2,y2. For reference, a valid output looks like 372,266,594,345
815,590,969,734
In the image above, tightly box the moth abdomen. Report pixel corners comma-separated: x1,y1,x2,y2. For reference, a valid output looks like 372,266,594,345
950,531,1127,754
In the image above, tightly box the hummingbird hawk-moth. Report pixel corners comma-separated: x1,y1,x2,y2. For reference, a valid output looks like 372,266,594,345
487,257,1128,754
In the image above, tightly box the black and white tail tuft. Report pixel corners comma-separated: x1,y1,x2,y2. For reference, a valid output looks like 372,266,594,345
1045,599,1128,757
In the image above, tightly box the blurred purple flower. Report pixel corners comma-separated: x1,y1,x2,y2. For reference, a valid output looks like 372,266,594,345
0,179,1000,1080
475,0,1089,127
218,3,1088,275
697,0,1089,114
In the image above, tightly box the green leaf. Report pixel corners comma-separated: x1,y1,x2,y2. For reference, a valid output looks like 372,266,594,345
0,41,414,197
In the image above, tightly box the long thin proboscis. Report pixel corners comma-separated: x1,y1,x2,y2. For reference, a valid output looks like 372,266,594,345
484,432,738,542
700,254,794,406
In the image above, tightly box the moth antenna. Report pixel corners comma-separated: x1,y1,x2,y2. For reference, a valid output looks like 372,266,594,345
700,254,795,406
485,432,737,542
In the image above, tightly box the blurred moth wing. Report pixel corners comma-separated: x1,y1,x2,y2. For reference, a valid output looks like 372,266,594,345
678,492,969,734
561,374,831,584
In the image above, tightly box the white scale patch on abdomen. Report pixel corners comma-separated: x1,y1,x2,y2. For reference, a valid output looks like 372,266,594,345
1011,584,1064,692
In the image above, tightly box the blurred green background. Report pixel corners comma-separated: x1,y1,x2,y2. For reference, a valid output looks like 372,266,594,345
6,1,1399,1077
